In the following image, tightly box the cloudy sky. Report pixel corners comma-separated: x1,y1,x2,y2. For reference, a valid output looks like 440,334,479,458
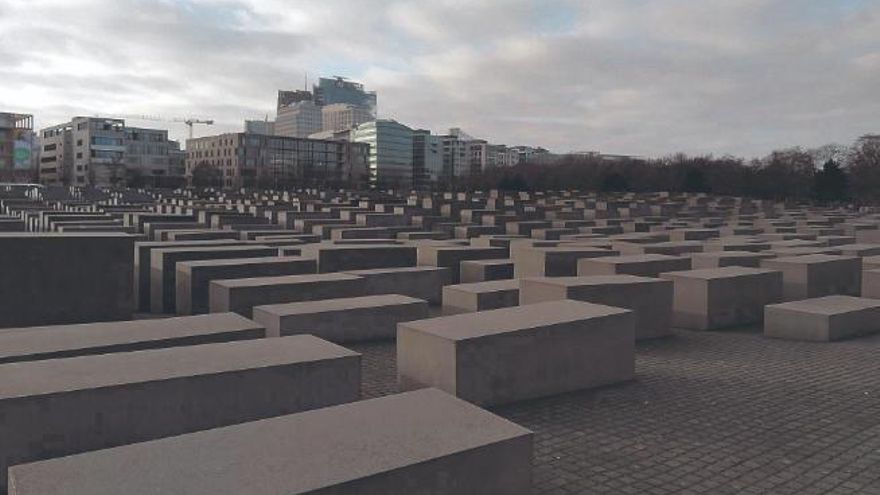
0,0,878,158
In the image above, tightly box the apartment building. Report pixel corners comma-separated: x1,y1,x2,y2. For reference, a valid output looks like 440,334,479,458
0,112,36,183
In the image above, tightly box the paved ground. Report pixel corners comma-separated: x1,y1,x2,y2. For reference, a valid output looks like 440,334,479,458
351,328,880,494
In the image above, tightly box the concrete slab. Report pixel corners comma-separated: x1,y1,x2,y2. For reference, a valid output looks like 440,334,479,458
520,275,673,340
765,295,880,341
0,335,360,493
660,267,783,330
8,389,532,495
0,234,134,328
176,256,317,315
578,254,691,278
209,273,367,317
442,279,521,314
761,254,862,301
254,294,428,342
0,313,264,364
398,300,635,406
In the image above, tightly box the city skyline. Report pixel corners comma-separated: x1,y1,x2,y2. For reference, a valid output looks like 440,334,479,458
1,0,878,158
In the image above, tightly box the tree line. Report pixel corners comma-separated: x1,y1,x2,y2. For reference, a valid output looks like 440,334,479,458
465,136,880,205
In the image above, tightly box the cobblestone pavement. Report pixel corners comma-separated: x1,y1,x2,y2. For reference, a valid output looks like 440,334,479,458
351,328,880,495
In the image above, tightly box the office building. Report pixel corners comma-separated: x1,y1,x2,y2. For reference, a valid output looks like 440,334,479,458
412,129,443,188
276,90,313,112
39,117,126,186
39,117,184,187
186,133,369,189
322,103,373,132
314,77,377,116
275,101,323,138
0,112,36,183
244,119,275,136
353,120,413,188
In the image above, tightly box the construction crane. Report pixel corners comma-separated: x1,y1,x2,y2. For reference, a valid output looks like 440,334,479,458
97,114,215,140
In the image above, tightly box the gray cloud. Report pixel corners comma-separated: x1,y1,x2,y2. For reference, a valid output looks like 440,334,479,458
0,0,877,156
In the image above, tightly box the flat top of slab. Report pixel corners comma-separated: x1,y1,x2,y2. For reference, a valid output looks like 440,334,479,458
459,258,513,266
0,335,356,400
764,254,858,264
342,266,448,275
212,272,360,288
660,266,780,280
0,313,263,361
255,294,425,316
530,246,614,254
767,295,880,315
152,245,273,256
0,232,133,239
177,256,309,269
402,299,629,340
584,254,685,264
8,388,531,495
309,244,413,251
444,279,521,293
522,275,665,287
691,251,775,259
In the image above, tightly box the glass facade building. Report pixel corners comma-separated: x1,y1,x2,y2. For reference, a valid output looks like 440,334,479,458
353,120,413,188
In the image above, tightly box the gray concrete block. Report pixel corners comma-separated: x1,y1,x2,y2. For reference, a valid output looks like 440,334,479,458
254,294,428,342
764,295,880,341
516,246,619,277
0,336,360,493
520,275,673,340
761,254,862,301
150,245,278,314
460,258,514,283
660,267,783,330
578,254,691,278
176,256,317,315
301,243,417,272
0,234,134,328
398,300,635,406
209,273,367,318
417,245,507,283
342,266,451,305
8,389,532,495
442,279,521,314
0,313,264,364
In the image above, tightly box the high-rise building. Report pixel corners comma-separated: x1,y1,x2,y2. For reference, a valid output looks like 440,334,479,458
244,119,275,135
322,103,373,132
314,77,377,117
275,101,323,138
186,132,369,189
39,117,184,186
276,90,313,112
353,119,413,188
0,112,36,183
412,129,443,189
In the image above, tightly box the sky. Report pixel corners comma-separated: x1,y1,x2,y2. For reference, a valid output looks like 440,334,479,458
0,0,878,158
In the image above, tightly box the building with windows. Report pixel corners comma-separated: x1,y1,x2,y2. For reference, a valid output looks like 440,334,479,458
0,112,36,183
322,103,373,133
353,120,413,188
275,101,323,138
314,77,377,117
244,119,275,136
185,133,369,189
412,129,443,188
39,117,126,186
276,89,313,112
39,117,184,186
